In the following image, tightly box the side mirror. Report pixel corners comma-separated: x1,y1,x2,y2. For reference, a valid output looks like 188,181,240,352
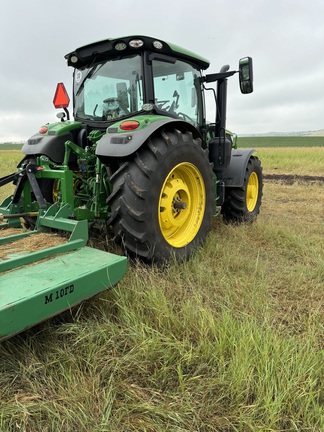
239,57,253,94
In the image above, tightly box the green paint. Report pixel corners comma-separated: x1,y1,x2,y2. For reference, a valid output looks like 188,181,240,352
107,114,170,133
0,247,127,342
41,121,82,136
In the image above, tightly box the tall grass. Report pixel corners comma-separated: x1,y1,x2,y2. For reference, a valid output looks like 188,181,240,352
0,146,323,431
0,150,21,201
255,147,324,176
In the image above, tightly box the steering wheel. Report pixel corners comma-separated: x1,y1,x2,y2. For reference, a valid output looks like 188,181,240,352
177,112,194,123
157,100,170,109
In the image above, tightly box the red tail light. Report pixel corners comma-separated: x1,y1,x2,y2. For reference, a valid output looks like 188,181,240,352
39,126,48,134
120,120,140,131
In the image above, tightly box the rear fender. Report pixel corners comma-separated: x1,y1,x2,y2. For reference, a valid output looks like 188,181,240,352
22,133,75,163
224,149,256,187
96,118,200,159
21,121,82,163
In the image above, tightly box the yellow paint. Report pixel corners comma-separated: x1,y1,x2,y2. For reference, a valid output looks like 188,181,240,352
158,162,205,247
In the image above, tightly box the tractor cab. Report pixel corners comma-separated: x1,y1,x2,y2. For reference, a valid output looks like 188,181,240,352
66,36,210,132
66,35,253,151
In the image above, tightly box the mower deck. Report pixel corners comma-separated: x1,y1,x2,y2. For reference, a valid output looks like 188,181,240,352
0,246,127,341
0,200,127,341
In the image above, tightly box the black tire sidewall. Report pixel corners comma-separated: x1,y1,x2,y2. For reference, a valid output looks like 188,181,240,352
244,157,263,217
112,130,215,262
142,141,213,261
221,156,263,223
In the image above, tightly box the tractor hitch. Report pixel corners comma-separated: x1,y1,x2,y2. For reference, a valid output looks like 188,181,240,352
0,171,22,187
0,211,39,221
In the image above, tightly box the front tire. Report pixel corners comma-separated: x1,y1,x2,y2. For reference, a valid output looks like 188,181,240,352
221,156,263,223
108,128,214,262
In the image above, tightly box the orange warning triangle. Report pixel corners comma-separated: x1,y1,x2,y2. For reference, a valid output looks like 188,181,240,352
53,83,70,108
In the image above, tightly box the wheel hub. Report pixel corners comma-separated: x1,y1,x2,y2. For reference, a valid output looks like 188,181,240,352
246,171,259,212
159,162,205,248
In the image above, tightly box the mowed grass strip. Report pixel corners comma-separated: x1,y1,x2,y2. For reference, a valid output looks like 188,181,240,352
0,146,323,431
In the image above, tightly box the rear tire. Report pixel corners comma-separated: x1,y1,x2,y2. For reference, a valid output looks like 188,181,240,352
221,156,263,223
108,128,214,262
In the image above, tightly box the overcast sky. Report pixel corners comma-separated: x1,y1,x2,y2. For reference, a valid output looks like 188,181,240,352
1,0,323,141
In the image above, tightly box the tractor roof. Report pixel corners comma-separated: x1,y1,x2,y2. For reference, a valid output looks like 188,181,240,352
65,35,210,70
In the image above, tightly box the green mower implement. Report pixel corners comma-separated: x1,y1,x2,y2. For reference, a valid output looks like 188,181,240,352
0,152,127,341
0,35,263,340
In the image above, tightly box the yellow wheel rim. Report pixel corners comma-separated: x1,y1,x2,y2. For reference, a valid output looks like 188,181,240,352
158,162,206,248
246,172,259,212
52,179,60,201
52,176,81,202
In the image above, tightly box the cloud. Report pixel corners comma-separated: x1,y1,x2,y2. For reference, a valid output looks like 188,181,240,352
0,0,323,140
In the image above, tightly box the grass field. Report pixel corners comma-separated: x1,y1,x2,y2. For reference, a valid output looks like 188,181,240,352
0,142,323,431
238,136,324,148
1,135,324,151
0,144,23,150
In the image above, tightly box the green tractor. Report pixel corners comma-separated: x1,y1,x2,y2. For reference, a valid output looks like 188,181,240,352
0,35,262,340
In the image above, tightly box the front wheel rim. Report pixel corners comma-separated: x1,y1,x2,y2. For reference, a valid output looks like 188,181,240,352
246,172,259,212
159,162,206,248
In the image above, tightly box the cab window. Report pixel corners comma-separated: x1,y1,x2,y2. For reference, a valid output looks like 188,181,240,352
74,55,143,121
152,59,201,126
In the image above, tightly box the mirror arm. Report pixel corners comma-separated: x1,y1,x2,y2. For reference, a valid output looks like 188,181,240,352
202,70,237,84
63,107,70,121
